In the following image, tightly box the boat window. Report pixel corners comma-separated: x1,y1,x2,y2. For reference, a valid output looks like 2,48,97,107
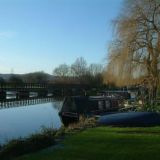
98,101,104,110
105,100,110,109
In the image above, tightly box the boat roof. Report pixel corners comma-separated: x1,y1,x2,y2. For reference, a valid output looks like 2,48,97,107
65,96,117,101
89,96,114,100
99,90,130,93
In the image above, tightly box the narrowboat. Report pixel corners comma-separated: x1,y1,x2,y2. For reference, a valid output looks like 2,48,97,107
59,96,120,126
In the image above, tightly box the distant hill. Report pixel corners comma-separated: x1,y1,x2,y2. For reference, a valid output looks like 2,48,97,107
0,72,54,83
0,74,16,80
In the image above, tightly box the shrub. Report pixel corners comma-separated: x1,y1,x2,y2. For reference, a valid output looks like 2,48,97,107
66,116,97,133
55,126,66,138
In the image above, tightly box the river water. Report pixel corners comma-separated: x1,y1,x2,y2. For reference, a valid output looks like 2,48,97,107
0,97,63,144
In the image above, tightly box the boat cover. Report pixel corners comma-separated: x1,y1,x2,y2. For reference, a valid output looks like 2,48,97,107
97,112,160,127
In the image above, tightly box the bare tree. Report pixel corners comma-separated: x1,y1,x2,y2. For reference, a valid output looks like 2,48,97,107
88,63,104,76
53,64,70,77
71,57,88,77
105,0,160,102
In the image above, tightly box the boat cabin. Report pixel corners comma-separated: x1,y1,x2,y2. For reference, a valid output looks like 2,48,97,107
59,96,120,126
98,91,131,99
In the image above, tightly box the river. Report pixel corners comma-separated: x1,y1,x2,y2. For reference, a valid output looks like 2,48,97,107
0,97,63,144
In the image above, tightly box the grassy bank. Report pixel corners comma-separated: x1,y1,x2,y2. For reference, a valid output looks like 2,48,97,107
0,128,57,160
0,117,96,160
15,126,160,160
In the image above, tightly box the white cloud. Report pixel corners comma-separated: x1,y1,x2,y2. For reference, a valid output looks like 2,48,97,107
0,31,16,38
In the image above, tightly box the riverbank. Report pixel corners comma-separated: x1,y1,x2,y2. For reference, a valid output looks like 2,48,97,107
16,126,160,160
0,117,96,160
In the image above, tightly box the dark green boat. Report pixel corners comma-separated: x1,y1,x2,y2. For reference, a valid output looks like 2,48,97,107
59,96,120,126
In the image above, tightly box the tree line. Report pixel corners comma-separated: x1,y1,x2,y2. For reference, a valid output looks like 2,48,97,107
0,57,105,88
53,57,104,87
0,72,50,84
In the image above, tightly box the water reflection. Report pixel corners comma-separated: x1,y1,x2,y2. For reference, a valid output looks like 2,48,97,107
0,97,56,109
0,97,63,144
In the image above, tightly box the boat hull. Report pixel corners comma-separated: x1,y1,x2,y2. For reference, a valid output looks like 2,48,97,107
98,112,160,127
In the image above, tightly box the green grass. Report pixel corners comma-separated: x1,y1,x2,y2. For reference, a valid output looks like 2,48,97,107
15,126,160,160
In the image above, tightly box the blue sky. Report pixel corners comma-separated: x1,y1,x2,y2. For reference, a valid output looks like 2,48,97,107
0,0,122,74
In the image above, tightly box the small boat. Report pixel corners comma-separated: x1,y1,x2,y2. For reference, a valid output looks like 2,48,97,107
59,96,120,126
97,112,160,127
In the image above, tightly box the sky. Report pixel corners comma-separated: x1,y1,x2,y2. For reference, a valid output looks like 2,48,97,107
0,0,123,74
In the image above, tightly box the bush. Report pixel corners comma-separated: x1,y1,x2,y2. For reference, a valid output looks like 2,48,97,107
55,126,66,138
66,116,97,133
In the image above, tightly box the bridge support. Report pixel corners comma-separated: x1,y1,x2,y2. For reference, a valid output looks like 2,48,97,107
17,91,30,99
38,91,48,97
0,91,6,100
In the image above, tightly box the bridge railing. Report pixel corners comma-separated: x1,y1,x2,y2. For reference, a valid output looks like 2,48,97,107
0,83,49,90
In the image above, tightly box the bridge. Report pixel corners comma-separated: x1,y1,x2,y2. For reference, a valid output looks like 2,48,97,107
0,83,90,99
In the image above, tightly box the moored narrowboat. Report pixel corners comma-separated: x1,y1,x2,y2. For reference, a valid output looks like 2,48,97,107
59,96,121,126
